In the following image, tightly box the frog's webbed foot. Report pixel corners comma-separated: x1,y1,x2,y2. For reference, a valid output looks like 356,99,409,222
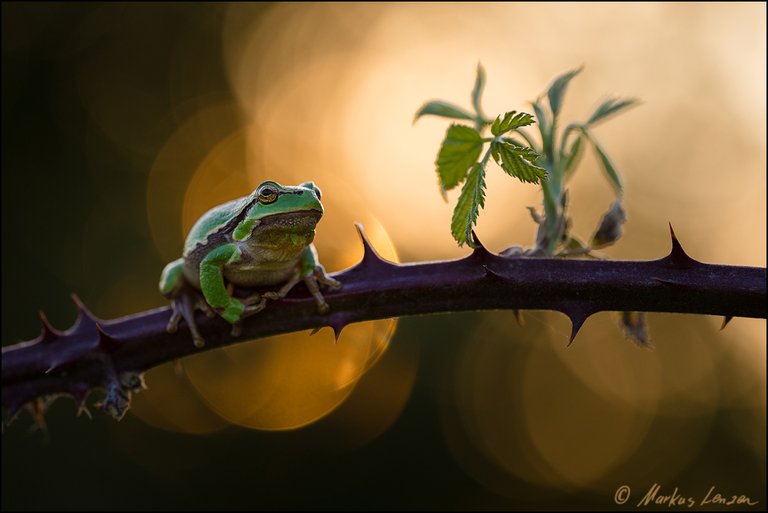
264,265,341,314
227,293,269,337
166,288,212,348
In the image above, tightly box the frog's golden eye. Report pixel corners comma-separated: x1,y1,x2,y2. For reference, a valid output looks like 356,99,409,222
258,186,278,204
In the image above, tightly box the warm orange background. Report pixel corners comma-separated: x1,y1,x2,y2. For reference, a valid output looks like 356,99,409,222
2,3,764,509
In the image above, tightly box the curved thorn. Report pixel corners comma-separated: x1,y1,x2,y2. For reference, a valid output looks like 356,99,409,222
565,309,593,346
652,276,683,286
665,223,696,266
95,324,124,353
38,311,60,343
468,231,494,261
309,327,321,336
483,265,506,281
720,316,733,331
354,222,391,267
70,293,99,332
329,319,346,343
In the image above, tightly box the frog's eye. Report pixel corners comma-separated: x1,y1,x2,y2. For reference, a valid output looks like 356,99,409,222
258,186,278,204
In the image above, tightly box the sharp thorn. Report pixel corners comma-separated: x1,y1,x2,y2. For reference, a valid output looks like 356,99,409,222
720,316,733,330
513,309,525,327
354,222,391,267
665,223,696,266
467,231,494,262
38,311,60,343
309,327,321,336
483,265,505,281
328,317,348,343
95,323,124,353
331,325,343,343
565,310,593,346
652,276,683,286
70,293,99,332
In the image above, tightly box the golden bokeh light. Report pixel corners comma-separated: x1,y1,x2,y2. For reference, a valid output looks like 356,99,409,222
140,0,762,497
141,108,402,432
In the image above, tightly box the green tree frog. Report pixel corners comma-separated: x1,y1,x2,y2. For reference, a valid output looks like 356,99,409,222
159,180,341,347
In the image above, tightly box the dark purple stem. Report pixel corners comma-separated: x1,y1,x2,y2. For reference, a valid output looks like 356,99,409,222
2,224,766,423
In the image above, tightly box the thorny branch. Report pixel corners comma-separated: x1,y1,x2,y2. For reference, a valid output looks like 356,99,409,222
2,224,766,428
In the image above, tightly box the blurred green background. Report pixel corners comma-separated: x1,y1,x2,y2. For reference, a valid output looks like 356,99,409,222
2,3,765,510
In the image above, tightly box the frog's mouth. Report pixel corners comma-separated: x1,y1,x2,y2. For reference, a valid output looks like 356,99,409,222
255,208,322,230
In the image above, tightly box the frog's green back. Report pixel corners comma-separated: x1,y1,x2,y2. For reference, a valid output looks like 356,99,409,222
182,196,251,257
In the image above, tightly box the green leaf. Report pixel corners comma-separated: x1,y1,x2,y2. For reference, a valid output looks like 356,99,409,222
471,63,486,118
490,140,547,184
490,111,536,137
586,97,639,127
436,125,484,190
531,99,551,155
589,135,623,196
565,236,588,251
563,134,585,177
451,163,487,247
546,66,583,120
414,101,474,123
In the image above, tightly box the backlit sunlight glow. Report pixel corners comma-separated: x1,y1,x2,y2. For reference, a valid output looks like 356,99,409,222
132,1,767,492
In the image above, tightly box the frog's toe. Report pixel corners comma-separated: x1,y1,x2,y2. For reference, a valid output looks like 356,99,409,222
243,297,268,317
167,290,208,347
313,265,341,289
197,299,217,318
166,307,183,334
316,300,330,314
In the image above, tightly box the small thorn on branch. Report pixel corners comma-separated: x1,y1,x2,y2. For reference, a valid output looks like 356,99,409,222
664,223,697,267
69,293,99,333
95,324,124,353
483,265,506,281
354,223,392,268
38,311,60,343
720,316,733,330
564,308,594,346
468,231,494,261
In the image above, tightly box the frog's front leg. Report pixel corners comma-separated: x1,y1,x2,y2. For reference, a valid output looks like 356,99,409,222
263,245,341,313
160,258,216,348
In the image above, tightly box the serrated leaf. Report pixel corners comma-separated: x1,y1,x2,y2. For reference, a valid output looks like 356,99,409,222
586,97,639,127
414,101,474,123
546,66,583,120
490,111,536,136
590,136,623,196
451,163,486,247
491,140,547,184
471,63,485,118
591,201,626,248
436,125,483,190
563,134,585,177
